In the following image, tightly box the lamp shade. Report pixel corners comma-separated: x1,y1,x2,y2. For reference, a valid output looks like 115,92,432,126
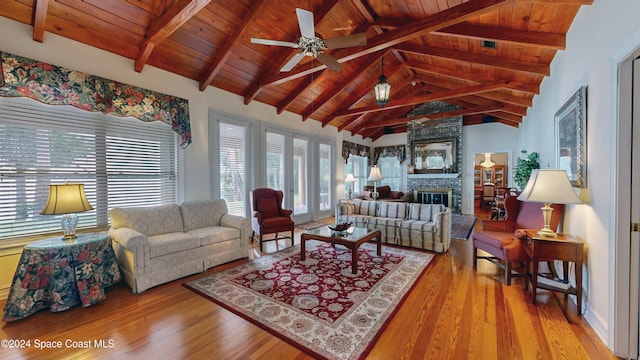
40,183,93,215
367,165,383,181
517,169,581,204
345,173,356,183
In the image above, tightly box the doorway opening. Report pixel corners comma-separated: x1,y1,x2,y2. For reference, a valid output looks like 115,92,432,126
473,152,509,220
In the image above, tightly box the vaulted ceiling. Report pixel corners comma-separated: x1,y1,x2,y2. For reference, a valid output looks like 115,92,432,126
1,0,593,140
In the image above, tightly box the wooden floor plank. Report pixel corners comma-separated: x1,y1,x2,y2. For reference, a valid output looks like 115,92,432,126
0,213,617,359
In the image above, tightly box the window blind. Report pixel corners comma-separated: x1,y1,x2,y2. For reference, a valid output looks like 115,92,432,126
0,97,177,240
265,132,285,191
218,121,247,216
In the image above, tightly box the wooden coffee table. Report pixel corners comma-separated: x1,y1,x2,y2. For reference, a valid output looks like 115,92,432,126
300,226,382,274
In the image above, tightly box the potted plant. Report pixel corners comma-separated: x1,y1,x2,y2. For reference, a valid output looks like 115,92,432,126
513,151,540,189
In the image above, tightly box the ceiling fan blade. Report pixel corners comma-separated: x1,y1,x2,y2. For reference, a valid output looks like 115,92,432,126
251,38,298,48
281,52,306,72
323,33,367,49
296,8,315,39
316,52,343,72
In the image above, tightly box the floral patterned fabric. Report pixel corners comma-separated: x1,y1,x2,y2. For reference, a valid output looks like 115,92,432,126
0,51,191,148
341,140,371,164
185,240,434,360
373,144,406,165
3,233,121,322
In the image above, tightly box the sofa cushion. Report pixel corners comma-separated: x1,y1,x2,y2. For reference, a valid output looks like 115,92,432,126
180,200,228,232
353,199,377,216
339,202,355,215
188,226,241,246
408,203,444,221
110,204,183,237
377,202,408,219
147,232,201,258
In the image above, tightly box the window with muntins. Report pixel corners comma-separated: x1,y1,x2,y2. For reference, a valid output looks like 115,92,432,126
378,156,403,190
345,155,368,195
0,97,177,240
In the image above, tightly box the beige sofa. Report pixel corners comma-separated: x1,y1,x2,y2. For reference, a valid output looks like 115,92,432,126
109,199,250,293
336,199,452,253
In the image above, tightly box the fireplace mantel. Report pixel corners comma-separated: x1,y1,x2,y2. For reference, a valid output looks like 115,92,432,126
408,173,460,179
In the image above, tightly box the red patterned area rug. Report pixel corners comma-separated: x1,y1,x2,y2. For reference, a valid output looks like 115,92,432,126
184,240,434,360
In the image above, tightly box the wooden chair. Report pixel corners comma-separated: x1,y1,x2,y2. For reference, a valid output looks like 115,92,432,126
472,196,564,285
250,188,295,252
481,183,495,209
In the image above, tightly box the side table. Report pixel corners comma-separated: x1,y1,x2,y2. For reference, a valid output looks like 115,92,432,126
3,232,121,322
523,230,584,315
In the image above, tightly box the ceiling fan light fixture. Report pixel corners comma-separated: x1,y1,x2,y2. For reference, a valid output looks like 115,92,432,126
374,57,391,107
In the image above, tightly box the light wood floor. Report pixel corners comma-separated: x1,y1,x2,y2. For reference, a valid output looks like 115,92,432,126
0,213,617,359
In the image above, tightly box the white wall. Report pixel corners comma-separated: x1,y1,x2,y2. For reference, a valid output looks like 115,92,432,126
518,1,640,350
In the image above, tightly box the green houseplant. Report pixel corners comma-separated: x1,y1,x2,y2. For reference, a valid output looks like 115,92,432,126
513,151,540,189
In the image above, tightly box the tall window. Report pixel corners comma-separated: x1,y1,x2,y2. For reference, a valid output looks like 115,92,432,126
266,132,285,191
292,137,308,215
0,97,177,240
378,157,403,190
318,143,332,211
345,155,368,196
218,122,247,216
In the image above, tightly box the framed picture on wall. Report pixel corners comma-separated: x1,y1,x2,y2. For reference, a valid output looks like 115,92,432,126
555,85,587,188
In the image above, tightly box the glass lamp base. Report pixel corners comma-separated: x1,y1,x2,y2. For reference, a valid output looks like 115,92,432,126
61,213,78,241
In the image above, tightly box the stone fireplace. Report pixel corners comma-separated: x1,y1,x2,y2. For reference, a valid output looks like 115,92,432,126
406,102,463,213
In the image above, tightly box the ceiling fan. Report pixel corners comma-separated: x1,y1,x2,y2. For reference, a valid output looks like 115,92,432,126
250,8,367,72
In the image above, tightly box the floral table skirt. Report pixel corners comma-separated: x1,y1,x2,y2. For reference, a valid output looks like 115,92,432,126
3,232,121,322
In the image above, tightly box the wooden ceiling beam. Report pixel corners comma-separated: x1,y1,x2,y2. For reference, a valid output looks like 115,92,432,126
198,0,268,91
135,0,210,73
335,81,511,117
492,111,523,123
515,0,593,4
396,43,550,76
434,23,565,50
243,0,341,104
362,104,506,129
464,113,520,127
300,50,388,121
406,60,540,94
32,0,49,42
255,0,510,88
321,63,407,127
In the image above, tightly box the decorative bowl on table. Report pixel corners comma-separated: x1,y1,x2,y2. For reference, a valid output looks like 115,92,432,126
328,222,352,232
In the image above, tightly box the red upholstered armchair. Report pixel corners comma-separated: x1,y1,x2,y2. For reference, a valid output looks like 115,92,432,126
251,188,295,252
472,196,564,285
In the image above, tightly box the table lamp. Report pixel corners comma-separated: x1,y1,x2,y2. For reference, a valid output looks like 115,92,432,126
40,183,93,241
367,165,383,200
345,173,356,200
517,169,581,237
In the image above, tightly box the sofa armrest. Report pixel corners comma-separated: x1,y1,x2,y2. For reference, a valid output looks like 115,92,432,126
433,208,452,252
221,214,251,243
109,227,148,249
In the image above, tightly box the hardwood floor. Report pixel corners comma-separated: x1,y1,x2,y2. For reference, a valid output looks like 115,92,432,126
0,215,617,359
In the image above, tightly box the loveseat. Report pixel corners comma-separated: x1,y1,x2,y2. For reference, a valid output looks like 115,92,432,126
109,199,250,293
336,199,452,253
358,185,406,202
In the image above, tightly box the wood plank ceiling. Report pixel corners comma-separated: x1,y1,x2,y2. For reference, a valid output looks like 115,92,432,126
0,0,593,140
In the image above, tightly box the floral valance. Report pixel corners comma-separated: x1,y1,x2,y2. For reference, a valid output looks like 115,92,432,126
342,140,371,164
373,145,406,165
0,51,191,148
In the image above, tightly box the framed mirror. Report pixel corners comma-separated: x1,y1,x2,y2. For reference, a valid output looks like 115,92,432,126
410,138,457,174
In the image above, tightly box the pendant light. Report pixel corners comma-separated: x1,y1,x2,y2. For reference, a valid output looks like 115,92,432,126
374,56,391,107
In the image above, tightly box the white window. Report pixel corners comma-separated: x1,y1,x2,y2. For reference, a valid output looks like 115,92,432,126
218,122,248,216
0,97,177,240
345,155,368,196
265,132,285,191
378,156,403,190
318,143,332,211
